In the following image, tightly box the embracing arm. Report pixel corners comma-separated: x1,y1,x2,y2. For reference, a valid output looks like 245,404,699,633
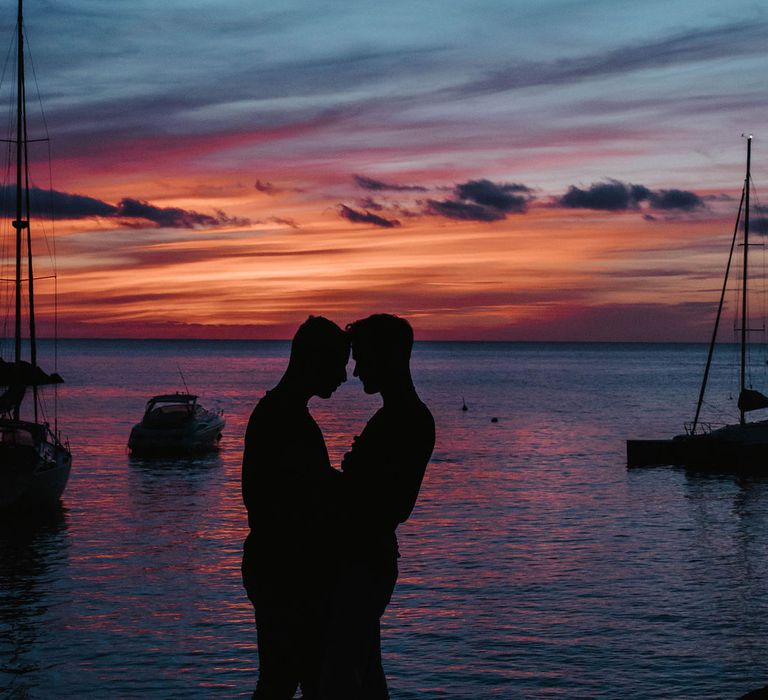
341,407,435,529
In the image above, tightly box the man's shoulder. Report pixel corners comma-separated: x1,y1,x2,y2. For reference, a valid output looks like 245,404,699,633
401,397,434,429
378,398,434,445
246,391,292,432
412,400,435,446
402,399,435,456
245,390,320,448
248,389,299,418
415,399,434,423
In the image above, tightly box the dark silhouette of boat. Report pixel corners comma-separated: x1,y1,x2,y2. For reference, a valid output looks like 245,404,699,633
0,0,72,511
128,393,225,456
628,136,768,470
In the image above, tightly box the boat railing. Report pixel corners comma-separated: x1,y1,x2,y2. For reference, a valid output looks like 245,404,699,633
59,432,71,450
683,422,713,436
43,422,69,448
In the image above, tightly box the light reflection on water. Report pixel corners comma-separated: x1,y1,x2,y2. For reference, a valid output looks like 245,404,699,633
0,341,768,697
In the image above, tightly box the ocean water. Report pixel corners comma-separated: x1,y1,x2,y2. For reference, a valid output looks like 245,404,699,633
2,340,768,699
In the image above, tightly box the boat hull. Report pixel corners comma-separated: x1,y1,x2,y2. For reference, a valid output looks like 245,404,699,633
627,439,680,468
628,422,768,471
0,435,72,511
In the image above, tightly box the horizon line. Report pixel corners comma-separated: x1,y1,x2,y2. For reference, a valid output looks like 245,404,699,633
25,336,718,344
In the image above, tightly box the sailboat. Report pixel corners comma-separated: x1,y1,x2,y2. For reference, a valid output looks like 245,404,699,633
627,136,768,470
0,0,71,510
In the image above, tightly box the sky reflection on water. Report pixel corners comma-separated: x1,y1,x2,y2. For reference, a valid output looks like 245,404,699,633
1,341,768,697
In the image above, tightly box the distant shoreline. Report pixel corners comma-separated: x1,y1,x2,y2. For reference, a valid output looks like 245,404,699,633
25,337,721,346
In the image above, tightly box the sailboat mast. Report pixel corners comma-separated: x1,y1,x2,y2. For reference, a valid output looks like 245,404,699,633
740,135,752,425
11,0,30,421
13,0,23,369
11,0,39,422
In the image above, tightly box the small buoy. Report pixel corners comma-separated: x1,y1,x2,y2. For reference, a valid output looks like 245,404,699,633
461,396,468,411
491,417,498,423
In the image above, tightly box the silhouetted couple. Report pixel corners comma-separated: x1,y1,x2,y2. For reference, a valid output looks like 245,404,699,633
241,314,435,699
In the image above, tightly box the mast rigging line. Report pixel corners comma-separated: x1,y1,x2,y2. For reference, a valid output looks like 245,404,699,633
692,136,768,431
691,179,746,432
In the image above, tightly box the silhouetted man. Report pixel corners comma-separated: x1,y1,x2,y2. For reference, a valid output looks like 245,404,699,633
242,316,349,699
322,314,435,699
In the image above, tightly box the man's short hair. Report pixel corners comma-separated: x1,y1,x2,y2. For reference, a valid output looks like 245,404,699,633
346,314,413,364
290,316,349,364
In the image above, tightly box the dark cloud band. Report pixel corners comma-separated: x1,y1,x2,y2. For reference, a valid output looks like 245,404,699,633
338,203,400,228
425,178,532,221
353,175,427,192
558,180,704,212
0,186,249,229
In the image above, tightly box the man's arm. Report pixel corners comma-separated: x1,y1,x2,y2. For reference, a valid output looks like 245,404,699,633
387,409,435,524
342,406,435,529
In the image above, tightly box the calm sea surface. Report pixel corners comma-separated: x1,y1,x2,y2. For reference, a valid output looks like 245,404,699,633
2,340,768,699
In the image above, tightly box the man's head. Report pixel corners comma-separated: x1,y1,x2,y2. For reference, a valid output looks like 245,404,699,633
346,314,413,395
288,316,350,398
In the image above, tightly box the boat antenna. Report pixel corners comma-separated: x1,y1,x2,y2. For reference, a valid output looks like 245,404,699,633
177,364,190,394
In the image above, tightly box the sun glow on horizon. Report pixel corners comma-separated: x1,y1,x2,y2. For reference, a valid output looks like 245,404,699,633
1,0,764,341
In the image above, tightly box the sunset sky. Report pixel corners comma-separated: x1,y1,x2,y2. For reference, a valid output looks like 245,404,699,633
2,0,767,340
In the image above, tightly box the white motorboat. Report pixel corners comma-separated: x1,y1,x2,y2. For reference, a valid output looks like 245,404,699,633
128,393,225,456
